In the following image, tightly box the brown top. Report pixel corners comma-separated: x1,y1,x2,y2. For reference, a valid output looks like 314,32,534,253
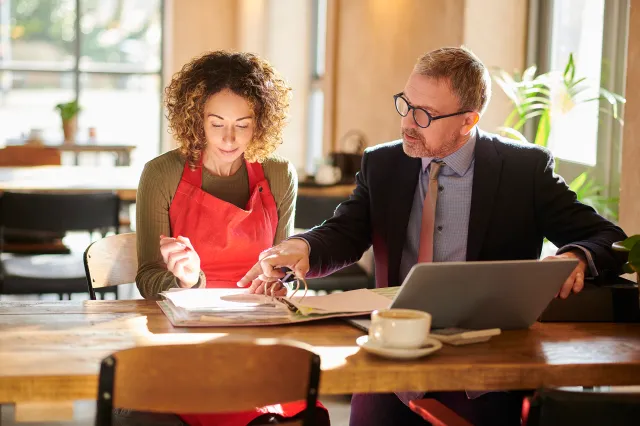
135,149,297,299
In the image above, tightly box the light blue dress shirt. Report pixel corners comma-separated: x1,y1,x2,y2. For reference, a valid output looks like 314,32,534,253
399,132,477,283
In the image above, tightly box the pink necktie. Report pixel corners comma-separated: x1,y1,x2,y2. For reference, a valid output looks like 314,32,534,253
417,161,443,263
396,161,443,407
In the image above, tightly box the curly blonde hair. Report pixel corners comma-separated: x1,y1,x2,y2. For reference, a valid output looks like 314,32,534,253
165,51,292,167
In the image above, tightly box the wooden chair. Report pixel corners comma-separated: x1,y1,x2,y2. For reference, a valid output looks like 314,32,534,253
523,389,640,426
410,389,640,426
84,233,137,300
0,145,61,166
95,338,321,426
409,399,473,426
0,192,120,299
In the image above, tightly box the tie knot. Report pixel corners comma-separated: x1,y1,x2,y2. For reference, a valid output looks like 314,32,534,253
429,160,444,180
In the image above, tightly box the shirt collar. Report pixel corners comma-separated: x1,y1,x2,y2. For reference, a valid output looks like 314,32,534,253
420,128,477,177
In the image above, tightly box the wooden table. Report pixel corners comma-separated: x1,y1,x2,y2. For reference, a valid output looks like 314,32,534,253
0,166,141,201
57,144,136,166
0,166,355,202
298,183,356,198
1,301,639,417
7,140,136,166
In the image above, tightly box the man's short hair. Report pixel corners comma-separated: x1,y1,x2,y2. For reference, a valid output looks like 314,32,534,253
415,46,491,115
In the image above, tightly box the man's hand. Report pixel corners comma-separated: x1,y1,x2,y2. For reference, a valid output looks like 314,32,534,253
245,279,288,297
543,250,588,299
237,238,311,289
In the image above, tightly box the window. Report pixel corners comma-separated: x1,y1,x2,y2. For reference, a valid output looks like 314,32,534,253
546,0,606,166
0,0,163,166
306,0,327,176
531,0,629,214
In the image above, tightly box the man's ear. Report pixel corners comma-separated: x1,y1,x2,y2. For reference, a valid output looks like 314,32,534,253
460,112,480,135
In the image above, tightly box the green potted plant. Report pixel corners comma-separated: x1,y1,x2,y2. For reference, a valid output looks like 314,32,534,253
492,53,625,219
613,235,640,282
55,100,81,144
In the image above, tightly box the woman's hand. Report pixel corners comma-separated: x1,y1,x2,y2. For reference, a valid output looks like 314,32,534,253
160,235,201,288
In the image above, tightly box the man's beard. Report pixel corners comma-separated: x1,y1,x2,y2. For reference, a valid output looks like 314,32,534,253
401,127,460,159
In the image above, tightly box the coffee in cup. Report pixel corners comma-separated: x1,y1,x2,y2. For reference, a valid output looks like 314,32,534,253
368,308,431,349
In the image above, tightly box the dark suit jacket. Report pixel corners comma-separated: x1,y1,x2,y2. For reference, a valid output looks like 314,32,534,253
300,130,627,287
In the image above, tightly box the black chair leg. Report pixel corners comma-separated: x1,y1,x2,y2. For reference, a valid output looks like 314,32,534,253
58,293,64,300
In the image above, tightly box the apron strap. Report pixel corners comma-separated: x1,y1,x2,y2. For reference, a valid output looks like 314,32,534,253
182,156,264,191
181,157,203,188
245,159,267,191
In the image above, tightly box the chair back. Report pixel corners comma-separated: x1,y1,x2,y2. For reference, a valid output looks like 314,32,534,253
0,192,120,233
524,388,640,426
95,339,321,426
0,146,61,166
84,233,137,300
295,195,346,229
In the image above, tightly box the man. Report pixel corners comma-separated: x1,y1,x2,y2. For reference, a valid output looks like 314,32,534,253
238,47,627,426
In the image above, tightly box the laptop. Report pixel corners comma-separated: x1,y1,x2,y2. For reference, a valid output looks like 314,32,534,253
346,259,578,331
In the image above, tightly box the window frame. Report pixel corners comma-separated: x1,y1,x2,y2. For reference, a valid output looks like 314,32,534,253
527,0,629,203
0,0,165,157
306,0,337,176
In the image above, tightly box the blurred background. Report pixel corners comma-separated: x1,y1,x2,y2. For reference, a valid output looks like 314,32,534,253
2,1,638,227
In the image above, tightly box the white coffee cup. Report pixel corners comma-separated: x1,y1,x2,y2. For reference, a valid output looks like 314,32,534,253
369,309,431,349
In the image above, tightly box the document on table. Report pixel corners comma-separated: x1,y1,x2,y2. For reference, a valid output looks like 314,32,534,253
158,288,392,327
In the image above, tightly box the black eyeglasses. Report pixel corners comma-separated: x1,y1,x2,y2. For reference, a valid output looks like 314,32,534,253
394,92,471,128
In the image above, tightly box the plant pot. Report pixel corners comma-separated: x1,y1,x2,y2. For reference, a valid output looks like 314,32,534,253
62,116,78,144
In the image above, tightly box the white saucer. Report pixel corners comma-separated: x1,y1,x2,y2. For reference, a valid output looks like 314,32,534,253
356,335,443,360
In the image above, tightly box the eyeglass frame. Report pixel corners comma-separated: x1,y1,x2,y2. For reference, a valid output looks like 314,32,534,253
393,92,472,128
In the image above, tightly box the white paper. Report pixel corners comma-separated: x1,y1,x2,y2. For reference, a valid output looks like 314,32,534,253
161,288,284,313
290,289,392,314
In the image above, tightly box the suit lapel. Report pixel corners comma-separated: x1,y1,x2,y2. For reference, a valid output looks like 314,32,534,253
386,149,421,286
467,131,503,261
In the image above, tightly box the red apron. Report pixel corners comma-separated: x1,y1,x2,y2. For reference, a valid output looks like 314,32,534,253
169,158,328,426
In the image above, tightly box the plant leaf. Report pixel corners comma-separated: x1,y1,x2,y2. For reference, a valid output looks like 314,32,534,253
568,84,595,100
598,107,625,126
515,103,550,117
599,88,620,119
520,96,552,106
569,172,588,192
609,92,626,103
492,72,521,105
522,86,552,97
497,127,529,143
514,110,545,131
533,110,551,147
566,76,588,89
522,65,538,82
618,235,640,251
629,241,640,272
622,262,635,274
563,53,576,85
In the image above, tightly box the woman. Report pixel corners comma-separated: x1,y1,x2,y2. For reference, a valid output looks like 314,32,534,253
131,51,329,426
136,51,293,297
